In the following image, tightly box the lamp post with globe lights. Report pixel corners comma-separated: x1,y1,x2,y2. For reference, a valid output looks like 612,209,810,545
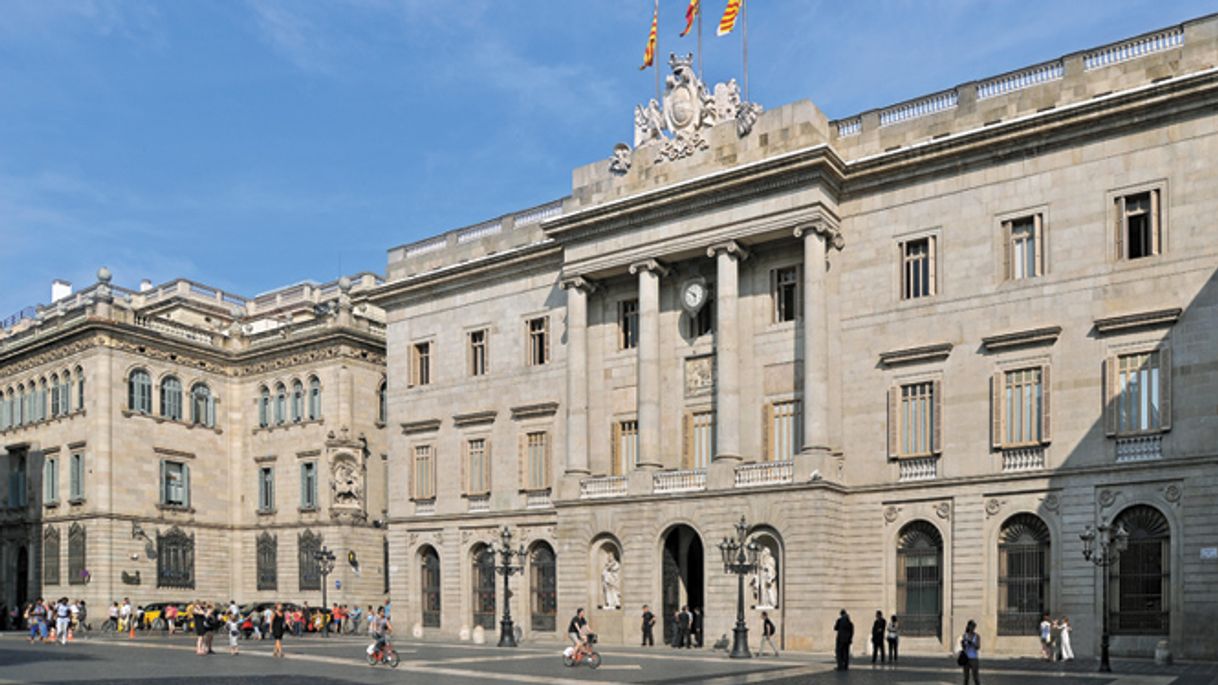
314,546,337,638
490,526,526,647
718,516,760,659
1080,521,1129,672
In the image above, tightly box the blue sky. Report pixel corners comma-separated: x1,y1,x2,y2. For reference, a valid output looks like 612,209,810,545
1,0,1213,316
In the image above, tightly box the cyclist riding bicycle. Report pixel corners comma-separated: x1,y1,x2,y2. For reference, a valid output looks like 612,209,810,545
368,607,393,657
566,608,591,659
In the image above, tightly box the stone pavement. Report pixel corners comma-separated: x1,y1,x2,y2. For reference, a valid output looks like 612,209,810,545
0,632,1214,685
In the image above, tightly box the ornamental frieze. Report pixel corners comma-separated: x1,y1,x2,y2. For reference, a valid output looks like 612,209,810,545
0,337,99,378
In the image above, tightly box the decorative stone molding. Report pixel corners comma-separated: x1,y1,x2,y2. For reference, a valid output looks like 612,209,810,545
793,221,845,251
706,240,751,261
153,446,195,460
879,342,953,367
510,402,559,420
296,449,322,459
1164,484,1182,505
559,275,598,294
883,505,901,524
401,419,442,435
1093,307,1182,335
981,326,1062,352
1042,494,1060,513
935,502,951,520
1098,489,1119,509
452,410,498,428
628,259,671,278
985,498,1004,517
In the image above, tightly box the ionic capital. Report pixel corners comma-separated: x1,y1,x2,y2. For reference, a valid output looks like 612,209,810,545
794,221,845,250
706,240,751,261
628,259,671,278
559,275,598,294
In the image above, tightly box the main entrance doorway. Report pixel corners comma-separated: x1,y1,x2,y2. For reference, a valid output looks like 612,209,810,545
15,546,29,608
661,525,703,645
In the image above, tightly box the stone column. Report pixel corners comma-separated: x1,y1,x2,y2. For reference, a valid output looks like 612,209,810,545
629,260,669,469
795,224,832,456
708,241,749,462
561,277,594,475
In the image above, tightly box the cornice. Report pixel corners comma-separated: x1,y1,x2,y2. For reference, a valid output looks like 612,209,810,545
401,419,442,435
510,402,560,420
981,326,1063,352
369,242,563,309
452,410,498,428
879,342,954,367
1093,307,1182,335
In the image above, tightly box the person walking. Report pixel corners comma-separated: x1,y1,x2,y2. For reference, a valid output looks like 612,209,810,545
226,613,240,655
166,603,179,636
55,598,71,646
193,602,208,655
870,610,886,664
641,605,656,646
833,609,854,671
758,611,779,657
678,606,692,648
119,598,132,638
960,619,981,685
1058,616,1074,661
692,608,703,648
107,602,118,632
886,615,900,663
271,604,286,658
1039,612,1053,661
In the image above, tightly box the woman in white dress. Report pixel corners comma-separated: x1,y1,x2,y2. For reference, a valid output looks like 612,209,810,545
1058,616,1074,661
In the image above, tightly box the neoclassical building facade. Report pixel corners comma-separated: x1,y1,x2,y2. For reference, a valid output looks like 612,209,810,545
373,15,1218,659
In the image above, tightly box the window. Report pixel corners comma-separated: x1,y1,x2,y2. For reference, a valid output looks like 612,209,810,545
300,462,318,509
0,389,10,430
307,376,322,420
160,461,190,508
472,545,496,629
765,400,801,461
156,526,195,589
67,523,86,585
256,532,277,591
8,454,26,507
900,236,937,300
258,386,270,428
258,467,275,512
69,453,84,502
43,526,60,585
993,367,1049,448
75,366,84,411
619,300,639,350
411,342,432,386
1111,505,1170,634
772,266,800,322
377,379,387,424
530,542,557,632
684,410,715,468
465,438,491,495
888,381,941,458
43,456,58,504
190,384,214,427
1116,190,1161,260
274,383,286,425
897,521,943,638
689,300,714,338
526,317,550,366
522,432,551,491
1004,215,1043,280
160,376,182,420
420,545,441,628
468,329,488,376
291,380,304,423
60,371,71,416
298,530,321,591
412,445,435,500
1107,350,1171,437
35,379,46,422
49,374,60,417
997,514,1051,635
612,420,638,476
128,370,152,414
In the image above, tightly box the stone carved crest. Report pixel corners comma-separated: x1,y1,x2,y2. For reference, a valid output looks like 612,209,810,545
935,502,951,520
985,498,1003,518
883,505,901,524
685,354,715,398
1098,489,1118,509
609,143,632,176
1042,493,1060,513
1164,484,1182,505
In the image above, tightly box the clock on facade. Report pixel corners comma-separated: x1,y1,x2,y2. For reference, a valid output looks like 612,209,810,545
681,278,708,314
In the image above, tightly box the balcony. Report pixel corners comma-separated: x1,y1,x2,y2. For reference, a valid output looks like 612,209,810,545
653,468,706,494
579,476,628,500
1002,447,1045,473
467,495,490,513
734,461,793,488
898,457,937,483
525,491,552,509
1116,435,1163,463
414,500,436,516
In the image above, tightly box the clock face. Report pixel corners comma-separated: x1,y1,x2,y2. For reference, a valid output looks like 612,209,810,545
683,282,705,309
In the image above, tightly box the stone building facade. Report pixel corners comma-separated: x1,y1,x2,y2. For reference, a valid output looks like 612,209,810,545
373,15,1218,659
0,272,391,612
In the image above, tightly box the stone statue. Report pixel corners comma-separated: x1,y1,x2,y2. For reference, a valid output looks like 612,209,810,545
609,143,632,176
633,99,664,147
332,460,362,505
601,554,622,610
751,546,779,609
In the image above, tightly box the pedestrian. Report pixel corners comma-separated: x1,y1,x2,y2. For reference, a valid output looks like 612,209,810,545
119,598,132,638
759,611,779,657
107,602,119,632
692,608,703,648
166,603,179,636
55,598,71,646
886,615,900,663
262,606,274,640
960,619,981,685
677,606,691,648
204,606,217,654
271,604,286,658
193,602,208,655
870,610,886,663
1058,616,1074,661
226,613,240,655
31,598,49,643
1039,612,1052,661
292,607,303,637
641,605,656,646
833,609,854,671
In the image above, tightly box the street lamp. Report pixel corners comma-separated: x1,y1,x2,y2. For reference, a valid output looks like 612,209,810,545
314,546,337,639
490,526,526,647
1080,521,1129,672
718,516,760,659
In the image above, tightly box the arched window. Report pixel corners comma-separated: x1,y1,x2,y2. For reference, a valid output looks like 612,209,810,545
420,545,442,628
43,526,60,585
378,378,387,425
190,383,214,428
997,513,1050,635
1112,505,1171,635
258,386,270,428
128,369,152,414
298,529,321,591
308,376,321,421
274,383,287,425
0,388,10,430
530,542,557,632
36,378,48,422
291,380,304,423
160,376,183,420
49,374,60,417
60,371,71,416
472,544,496,630
16,384,26,425
257,532,277,591
75,366,84,411
68,523,87,586
897,521,943,638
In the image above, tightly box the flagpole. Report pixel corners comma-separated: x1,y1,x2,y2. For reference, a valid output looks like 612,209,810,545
655,0,661,103
697,4,703,81
742,0,749,102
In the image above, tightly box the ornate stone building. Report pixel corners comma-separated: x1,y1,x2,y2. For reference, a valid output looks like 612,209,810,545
374,15,1218,659
0,271,391,611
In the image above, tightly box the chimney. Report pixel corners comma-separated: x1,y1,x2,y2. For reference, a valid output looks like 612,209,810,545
51,280,72,302
139,279,153,292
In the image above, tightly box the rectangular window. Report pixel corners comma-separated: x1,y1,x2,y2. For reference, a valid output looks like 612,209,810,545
900,236,936,300
527,317,550,366
614,420,638,475
1005,215,1043,280
411,342,432,386
466,438,490,494
468,329,488,377
1116,190,1161,260
413,445,435,500
619,300,639,350
689,301,714,338
9,455,26,508
768,401,801,461
895,381,937,457
1116,352,1163,434
1003,368,1043,446
772,267,800,322
258,466,275,512
43,457,58,505
161,461,189,508
69,453,84,501
525,432,550,490
300,462,317,509
689,411,715,468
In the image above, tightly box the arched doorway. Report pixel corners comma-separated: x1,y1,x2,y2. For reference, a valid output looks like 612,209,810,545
471,544,496,630
16,545,28,608
419,545,441,628
529,542,557,632
660,524,703,645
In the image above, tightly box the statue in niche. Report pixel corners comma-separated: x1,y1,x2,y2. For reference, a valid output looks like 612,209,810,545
601,551,622,610
750,545,778,609
332,459,362,506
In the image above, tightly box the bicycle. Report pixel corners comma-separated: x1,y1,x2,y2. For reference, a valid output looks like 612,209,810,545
562,633,601,669
366,640,400,668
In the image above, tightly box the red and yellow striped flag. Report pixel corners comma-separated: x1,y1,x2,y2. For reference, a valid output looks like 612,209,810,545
680,0,700,37
717,0,742,36
640,4,658,70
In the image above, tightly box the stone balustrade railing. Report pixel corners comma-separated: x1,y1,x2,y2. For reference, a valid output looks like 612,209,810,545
467,494,490,513
879,90,958,128
133,316,217,346
1116,435,1163,463
457,220,503,244
1002,447,1046,472
1084,27,1183,71
414,500,436,516
526,491,553,509
653,468,707,494
579,476,628,499
976,61,1064,100
734,460,794,488
898,457,938,483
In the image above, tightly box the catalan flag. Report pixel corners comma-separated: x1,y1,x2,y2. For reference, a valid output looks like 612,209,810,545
717,0,742,36
640,3,658,70
680,0,700,37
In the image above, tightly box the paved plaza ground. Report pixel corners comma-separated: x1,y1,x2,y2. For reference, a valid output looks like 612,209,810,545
0,632,1216,685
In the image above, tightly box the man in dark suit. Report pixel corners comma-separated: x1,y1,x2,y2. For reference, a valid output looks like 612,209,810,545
834,609,855,671
691,608,703,648
641,605,656,646
677,606,691,648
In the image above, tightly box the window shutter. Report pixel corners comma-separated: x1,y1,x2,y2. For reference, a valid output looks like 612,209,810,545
429,448,437,498
1040,365,1052,444
931,379,943,454
303,463,312,504
928,235,938,295
1150,189,1161,255
460,441,469,495
544,318,551,363
183,464,191,508
991,372,1003,450
159,461,167,505
1033,214,1044,276
1114,197,1125,261
762,403,774,462
544,433,553,488
1001,221,1012,281
1159,348,1172,432
682,412,693,469
518,433,527,491
887,386,899,458
611,422,622,476
897,241,905,300
1104,357,1118,437
484,439,493,493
